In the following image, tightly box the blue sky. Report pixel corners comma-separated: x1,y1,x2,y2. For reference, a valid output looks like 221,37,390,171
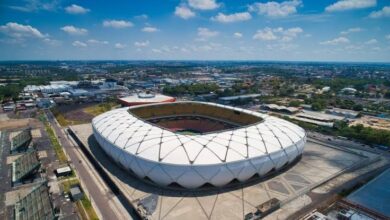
0,0,389,61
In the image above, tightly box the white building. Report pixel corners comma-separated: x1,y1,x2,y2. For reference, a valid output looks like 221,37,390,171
92,102,306,189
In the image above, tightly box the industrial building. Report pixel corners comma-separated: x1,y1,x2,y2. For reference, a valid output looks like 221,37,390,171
345,168,390,218
10,128,32,154
12,150,41,185
261,104,300,114
14,182,55,220
325,107,359,119
218,94,261,105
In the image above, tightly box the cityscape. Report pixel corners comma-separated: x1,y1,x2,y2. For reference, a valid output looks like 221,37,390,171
1,1,390,220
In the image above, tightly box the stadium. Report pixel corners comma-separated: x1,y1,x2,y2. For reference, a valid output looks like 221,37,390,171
92,101,306,189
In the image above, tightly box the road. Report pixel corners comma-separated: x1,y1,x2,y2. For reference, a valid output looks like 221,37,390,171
307,131,390,158
44,109,132,220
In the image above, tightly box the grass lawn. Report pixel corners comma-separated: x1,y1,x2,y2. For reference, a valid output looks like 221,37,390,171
43,117,68,163
52,102,119,127
51,108,84,126
83,102,118,116
61,179,99,220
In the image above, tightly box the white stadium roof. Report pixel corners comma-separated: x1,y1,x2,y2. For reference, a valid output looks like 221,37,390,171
92,102,306,188
118,93,175,105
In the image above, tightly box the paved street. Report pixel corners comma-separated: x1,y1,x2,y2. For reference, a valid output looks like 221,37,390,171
44,110,133,220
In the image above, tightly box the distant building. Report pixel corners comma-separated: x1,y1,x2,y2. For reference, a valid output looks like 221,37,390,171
36,98,55,108
261,104,300,114
99,79,117,89
2,102,15,111
341,87,357,94
218,94,261,104
118,93,176,106
326,108,359,119
24,84,71,93
68,89,90,97
321,86,330,93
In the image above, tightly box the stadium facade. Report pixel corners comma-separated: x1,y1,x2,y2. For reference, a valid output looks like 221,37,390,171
92,102,306,189
118,93,176,107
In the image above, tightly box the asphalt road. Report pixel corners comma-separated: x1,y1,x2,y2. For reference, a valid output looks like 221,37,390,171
44,110,132,220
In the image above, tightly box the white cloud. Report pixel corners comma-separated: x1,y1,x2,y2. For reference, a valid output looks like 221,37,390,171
72,41,87,47
345,45,363,50
283,27,303,37
325,0,376,12
61,25,88,35
152,48,162,53
114,43,126,49
9,1,60,12
233,32,243,38
102,20,133,28
43,38,61,46
0,22,45,38
211,12,252,23
386,34,390,40
369,6,390,18
340,27,363,35
253,28,278,40
253,27,303,41
134,40,150,47
371,46,380,51
135,14,148,19
320,37,350,45
87,39,109,45
265,43,299,51
365,39,378,44
65,4,90,14
175,5,196,19
142,27,159,32
188,0,219,10
249,0,302,18
197,27,218,39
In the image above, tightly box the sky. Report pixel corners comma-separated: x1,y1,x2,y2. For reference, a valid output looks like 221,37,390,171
0,0,389,62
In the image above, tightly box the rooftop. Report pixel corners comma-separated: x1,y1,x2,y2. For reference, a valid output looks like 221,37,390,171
14,182,54,220
118,93,175,104
347,168,390,218
10,129,32,153
12,150,41,183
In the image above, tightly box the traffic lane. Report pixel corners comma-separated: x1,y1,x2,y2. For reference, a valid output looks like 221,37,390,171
45,110,126,220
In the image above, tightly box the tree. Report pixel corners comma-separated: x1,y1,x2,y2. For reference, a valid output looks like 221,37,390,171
311,101,326,111
385,91,390,99
289,100,301,107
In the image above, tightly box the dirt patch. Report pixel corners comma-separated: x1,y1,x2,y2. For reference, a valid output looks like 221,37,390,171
54,103,96,125
0,118,41,130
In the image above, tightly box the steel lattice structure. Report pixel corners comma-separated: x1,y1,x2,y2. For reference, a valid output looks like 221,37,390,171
92,102,306,189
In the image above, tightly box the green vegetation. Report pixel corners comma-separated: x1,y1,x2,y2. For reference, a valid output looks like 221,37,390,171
309,77,381,93
42,116,68,163
288,100,302,107
62,179,99,220
62,178,80,193
51,108,78,127
51,102,118,126
77,196,99,220
283,116,390,146
83,102,118,116
163,83,219,96
336,122,390,146
0,76,50,101
305,96,327,111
